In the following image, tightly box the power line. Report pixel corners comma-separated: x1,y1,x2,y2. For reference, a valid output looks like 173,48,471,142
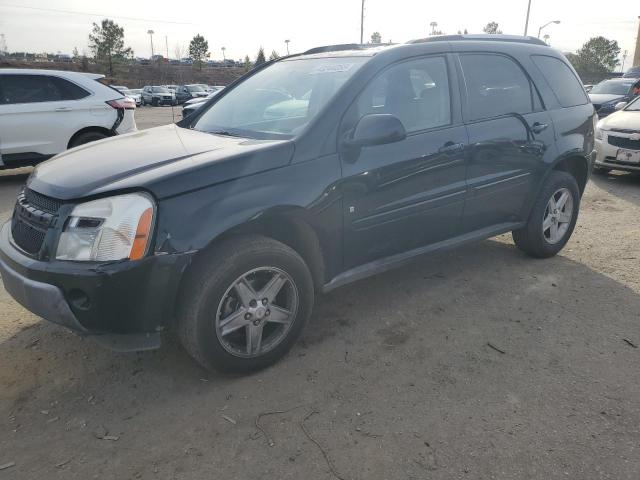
0,3,194,25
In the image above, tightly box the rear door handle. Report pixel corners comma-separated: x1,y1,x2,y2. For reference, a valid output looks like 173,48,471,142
54,107,72,112
531,122,548,134
438,142,465,154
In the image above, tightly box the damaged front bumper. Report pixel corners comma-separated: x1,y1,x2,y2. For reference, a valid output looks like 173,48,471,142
0,221,195,351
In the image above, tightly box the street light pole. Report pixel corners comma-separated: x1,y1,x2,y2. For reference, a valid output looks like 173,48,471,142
221,47,226,61
285,39,290,55
147,29,154,58
360,0,365,44
523,0,532,36
538,20,561,38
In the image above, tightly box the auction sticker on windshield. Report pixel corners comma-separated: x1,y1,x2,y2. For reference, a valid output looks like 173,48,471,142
309,63,356,74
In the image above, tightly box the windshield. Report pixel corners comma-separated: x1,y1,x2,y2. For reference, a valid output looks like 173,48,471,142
590,80,633,95
192,56,368,139
187,85,206,92
625,96,640,111
129,89,142,94
152,86,170,93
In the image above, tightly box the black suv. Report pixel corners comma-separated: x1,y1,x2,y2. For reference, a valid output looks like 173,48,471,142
0,35,596,372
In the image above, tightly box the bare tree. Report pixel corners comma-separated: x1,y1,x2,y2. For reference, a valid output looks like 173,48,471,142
174,43,185,61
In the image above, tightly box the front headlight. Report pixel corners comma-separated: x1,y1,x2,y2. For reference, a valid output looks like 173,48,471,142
595,119,606,140
56,192,155,262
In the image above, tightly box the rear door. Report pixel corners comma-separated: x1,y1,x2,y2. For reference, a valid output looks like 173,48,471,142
456,53,555,231
0,74,90,160
340,55,468,269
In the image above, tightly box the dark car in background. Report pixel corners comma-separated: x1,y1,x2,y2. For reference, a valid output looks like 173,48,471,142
0,35,595,373
181,87,225,117
141,85,176,106
174,84,209,104
588,77,640,117
622,66,640,78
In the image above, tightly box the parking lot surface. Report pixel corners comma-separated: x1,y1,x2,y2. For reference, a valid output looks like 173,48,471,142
1,107,639,479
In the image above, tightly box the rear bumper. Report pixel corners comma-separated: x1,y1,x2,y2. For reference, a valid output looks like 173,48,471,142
0,221,195,350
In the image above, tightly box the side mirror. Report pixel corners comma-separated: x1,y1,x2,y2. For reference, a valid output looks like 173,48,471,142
614,101,627,111
344,114,407,148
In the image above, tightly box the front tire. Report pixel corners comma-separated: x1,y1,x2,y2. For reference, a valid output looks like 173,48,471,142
512,170,580,258
178,235,314,373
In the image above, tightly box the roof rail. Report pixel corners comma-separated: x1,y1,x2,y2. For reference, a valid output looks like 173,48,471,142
302,43,382,55
407,34,548,46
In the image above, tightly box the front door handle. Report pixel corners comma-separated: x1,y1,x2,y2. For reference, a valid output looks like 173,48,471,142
54,107,72,112
531,122,548,134
438,141,465,154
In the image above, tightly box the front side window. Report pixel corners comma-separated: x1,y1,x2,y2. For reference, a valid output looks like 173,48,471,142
0,75,87,104
346,56,452,133
187,85,205,92
531,55,587,107
193,56,369,139
460,54,540,120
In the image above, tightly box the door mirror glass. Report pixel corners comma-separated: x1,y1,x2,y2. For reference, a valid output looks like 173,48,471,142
614,101,627,111
344,113,406,148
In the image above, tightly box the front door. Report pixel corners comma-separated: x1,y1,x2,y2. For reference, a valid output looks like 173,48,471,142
340,55,468,270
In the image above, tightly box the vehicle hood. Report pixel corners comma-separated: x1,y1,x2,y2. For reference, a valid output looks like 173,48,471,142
28,124,295,200
598,110,640,131
589,93,625,106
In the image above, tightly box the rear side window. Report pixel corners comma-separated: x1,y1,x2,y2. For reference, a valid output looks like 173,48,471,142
531,55,588,107
459,54,541,120
0,74,88,104
51,77,90,100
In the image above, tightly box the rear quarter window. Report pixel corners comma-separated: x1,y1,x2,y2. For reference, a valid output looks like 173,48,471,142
531,55,588,108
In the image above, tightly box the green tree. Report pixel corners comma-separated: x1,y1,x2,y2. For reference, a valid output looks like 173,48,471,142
570,36,620,74
370,32,382,44
269,50,280,61
189,34,210,70
255,47,266,66
483,21,502,34
88,19,132,76
243,54,253,71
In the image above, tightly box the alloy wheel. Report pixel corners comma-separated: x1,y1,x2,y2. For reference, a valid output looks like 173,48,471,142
542,187,574,244
215,267,299,358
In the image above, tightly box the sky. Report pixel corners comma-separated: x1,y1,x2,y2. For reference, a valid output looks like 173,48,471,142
0,0,638,69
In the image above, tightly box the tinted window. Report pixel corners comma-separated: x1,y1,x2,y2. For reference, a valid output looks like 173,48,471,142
349,56,451,133
52,78,90,100
531,55,588,107
0,74,87,104
460,54,539,120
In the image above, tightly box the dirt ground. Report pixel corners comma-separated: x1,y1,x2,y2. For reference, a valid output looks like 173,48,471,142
1,108,639,479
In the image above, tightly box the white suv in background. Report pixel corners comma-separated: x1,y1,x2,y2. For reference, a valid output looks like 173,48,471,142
0,69,136,169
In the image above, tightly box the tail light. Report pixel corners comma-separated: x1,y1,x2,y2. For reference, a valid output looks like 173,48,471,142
106,97,136,110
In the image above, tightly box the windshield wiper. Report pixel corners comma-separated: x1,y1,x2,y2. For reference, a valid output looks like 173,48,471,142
209,130,243,137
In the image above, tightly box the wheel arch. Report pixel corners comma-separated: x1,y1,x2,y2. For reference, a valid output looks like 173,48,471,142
550,153,590,194
182,207,327,292
67,126,113,149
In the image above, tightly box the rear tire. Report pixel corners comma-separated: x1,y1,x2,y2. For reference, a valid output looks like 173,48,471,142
512,170,580,258
178,235,314,373
69,131,108,148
